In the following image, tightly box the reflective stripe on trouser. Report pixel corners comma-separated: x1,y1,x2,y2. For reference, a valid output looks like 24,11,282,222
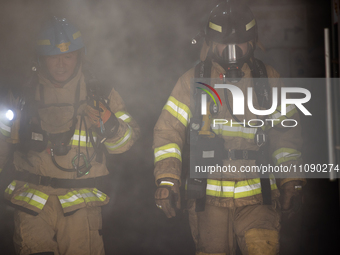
58,188,108,210
5,180,16,195
206,177,278,199
12,186,49,211
13,195,105,255
6,183,108,213
188,201,280,255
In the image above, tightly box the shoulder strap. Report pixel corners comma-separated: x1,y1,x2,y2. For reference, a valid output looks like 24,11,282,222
250,58,271,109
194,59,212,79
192,59,212,119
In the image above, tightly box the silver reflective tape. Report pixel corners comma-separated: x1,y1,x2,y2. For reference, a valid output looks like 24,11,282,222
72,134,97,143
7,183,15,192
206,184,235,193
202,150,214,158
118,114,130,121
31,132,43,141
154,147,181,158
0,121,11,132
275,152,300,160
59,193,82,204
18,191,47,205
234,182,261,193
167,100,189,122
106,125,132,150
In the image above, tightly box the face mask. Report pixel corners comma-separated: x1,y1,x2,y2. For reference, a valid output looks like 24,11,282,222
213,41,253,83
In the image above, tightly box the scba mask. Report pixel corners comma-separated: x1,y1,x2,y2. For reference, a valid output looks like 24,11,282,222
212,40,254,83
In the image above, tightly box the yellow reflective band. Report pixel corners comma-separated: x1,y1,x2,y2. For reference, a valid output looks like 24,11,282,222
81,188,107,203
14,188,49,210
272,148,301,165
209,22,222,33
70,130,96,147
115,111,132,123
206,178,277,199
159,181,174,186
5,181,16,195
58,190,85,208
268,105,298,125
206,179,235,198
58,188,107,208
154,143,181,164
37,39,51,45
163,96,192,127
0,121,11,137
271,182,278,190
234,178,262,198
73,31,81,40
104,125,132,151
212,122,257,140
246,19,256,31
207,179,235,186
56,42,71,52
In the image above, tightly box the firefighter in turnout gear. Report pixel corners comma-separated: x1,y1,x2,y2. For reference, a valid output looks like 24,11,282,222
153,1,304,254
0,17,139,255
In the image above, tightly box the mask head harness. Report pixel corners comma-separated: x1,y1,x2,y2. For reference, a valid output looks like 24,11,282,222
205,0,258,82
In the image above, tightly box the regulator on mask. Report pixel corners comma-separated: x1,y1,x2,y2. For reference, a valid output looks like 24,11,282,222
204,0,258,82
212,41,255,83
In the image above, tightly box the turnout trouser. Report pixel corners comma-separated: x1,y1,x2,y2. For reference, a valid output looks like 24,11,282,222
13,195,105,255
188,201,281,255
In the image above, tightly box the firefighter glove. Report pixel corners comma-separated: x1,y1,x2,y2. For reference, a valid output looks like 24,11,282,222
280,180,303,219
85,101,119,138
155,178,180,218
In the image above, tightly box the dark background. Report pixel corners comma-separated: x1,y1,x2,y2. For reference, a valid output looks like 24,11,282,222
0,0,339,254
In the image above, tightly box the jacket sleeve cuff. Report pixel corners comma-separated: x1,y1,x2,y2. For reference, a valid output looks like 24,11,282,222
155,173,181,186
278,178,307,188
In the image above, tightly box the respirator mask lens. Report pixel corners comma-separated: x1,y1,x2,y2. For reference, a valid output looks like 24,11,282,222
218,43,249,63
223,45,240,63
213,42,251,83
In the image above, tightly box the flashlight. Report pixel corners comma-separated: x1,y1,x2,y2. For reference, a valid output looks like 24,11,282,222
5,109,14,121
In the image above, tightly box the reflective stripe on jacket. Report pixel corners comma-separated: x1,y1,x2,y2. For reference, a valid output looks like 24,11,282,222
1,67,140,213
153,60,304,208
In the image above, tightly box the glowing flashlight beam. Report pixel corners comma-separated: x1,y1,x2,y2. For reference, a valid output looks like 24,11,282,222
5,110,14,121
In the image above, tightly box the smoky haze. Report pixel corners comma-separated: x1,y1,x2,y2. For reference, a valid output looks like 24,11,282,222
0,0,338,255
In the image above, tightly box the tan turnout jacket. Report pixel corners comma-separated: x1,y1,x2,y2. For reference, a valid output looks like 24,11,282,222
153,43,304,208
0,67,140,214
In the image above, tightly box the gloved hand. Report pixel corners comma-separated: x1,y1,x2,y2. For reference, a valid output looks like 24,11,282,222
280,180,303,219
85,100,112,128
155,178,180,218
85,100,119,138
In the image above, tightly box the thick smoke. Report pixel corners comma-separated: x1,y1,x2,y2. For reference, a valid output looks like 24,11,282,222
0,0,338,255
